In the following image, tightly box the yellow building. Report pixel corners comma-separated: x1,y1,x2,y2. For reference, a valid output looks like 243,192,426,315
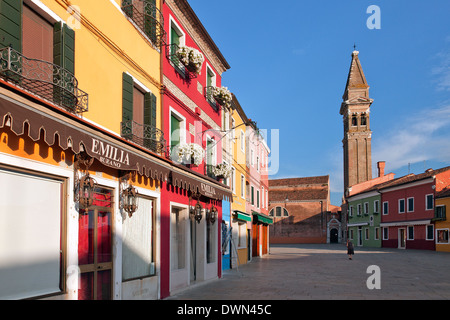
228,94,251,266
435,189,450,252
0,0,168,300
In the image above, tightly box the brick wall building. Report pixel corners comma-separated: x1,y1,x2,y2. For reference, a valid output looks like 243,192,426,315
268,176,342,244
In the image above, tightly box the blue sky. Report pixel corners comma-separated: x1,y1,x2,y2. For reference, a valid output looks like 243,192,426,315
188,0,450,206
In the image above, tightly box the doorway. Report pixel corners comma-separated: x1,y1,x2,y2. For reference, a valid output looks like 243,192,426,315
330,228,339,243
357,227,363,246
398,228,406,249
78,187,113,300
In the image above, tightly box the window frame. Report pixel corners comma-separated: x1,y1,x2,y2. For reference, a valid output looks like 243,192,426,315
383,201,389,215
425,194,434,211
398,199,405,214
407,197,414,213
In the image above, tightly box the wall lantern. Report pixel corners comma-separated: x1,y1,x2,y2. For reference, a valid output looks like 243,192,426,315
207,205,217,224
120,172,139,218
74,152,97,213
189,192,203,224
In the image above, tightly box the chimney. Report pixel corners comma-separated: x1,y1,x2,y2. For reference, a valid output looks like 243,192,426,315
377,161,385,177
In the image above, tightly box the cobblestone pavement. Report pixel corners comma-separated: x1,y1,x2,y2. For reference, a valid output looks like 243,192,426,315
167,244,450,300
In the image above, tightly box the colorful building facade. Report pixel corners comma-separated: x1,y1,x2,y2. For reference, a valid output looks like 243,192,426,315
380,167,450,251
0,0,168,300
435,188,450,252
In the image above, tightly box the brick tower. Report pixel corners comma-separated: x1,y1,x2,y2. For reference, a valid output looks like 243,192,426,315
340,50,374,194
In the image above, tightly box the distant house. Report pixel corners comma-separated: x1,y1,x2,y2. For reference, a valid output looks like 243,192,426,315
268,176,342,244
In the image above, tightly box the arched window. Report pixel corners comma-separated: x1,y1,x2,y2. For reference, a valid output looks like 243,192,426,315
269,206,289,217
351,114,357,126
360,113,367,126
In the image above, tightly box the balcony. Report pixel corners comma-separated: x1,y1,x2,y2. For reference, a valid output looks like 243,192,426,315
204,86,219,111
165,44,198,80
122,0,166,48
433,205,446,221
121,120,166,154
0,47,88,114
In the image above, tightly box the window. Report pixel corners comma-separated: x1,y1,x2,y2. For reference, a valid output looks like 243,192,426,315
357,203,361,216
426,194,434,210
374,227,380,240
435,205,446,220
351,115,357,126
374,200,379,213
399,199,405,213
365,228,369,240
23,4,53,63
256,156,259,172
171,207,186,270
170,113,182,151
251,186,254,205
364,202,369,215
122,196,155,280
240,130,245,152
407,226,414,240
349,229,354,240
407,197,414,212
436,229,449,244
240,174,245,199
349,206,354,217
360,113,367,126
0,167,65,299
383,227,389,240
231,118,235,143
262,187,265,209
256,189,260,208
383,201,389,215
231,167,236,194
426,225,434,241
206,137,216,178
269,207,289,217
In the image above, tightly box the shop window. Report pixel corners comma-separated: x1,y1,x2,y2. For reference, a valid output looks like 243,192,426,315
171,207,186,270
122,196,155,280
0,167,65,299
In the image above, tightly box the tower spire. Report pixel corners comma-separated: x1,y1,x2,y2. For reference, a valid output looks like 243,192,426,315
340,50,374,193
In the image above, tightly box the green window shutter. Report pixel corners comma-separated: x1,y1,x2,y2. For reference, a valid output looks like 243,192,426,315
0,0,22,51
53,21,75,74
170,114,180,151
171,27,180,46
144,92,157,128
122,73,134,122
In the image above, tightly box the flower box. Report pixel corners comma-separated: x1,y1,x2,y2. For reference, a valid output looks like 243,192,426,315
176,143,205,166
212,86,232,108
176,45,204,75
212,163,232,179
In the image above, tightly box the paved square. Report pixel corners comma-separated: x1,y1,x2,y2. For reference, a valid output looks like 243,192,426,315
167,244,450,300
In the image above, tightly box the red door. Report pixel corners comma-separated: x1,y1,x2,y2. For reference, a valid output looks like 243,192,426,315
78,187,113,300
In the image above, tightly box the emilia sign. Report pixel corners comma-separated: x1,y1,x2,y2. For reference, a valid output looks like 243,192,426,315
90,138,131,169
201,182,217,198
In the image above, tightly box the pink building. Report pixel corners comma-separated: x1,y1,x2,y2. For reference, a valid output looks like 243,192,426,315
246,121,272,257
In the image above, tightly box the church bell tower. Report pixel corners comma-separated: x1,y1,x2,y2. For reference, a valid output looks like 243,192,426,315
340,50,374,194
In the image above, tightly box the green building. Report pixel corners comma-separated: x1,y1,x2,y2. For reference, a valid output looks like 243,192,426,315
347,190,382,248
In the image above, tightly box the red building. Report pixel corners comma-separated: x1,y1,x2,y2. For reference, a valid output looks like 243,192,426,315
160,0,231,298
380,167,450,250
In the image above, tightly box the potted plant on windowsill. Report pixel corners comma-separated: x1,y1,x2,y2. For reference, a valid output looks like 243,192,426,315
176,45,204,75
212,86,232,108
176,143,205,166
212,163,232,180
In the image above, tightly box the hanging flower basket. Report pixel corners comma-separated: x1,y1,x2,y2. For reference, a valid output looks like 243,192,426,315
212,86,232,108
176,45,204,75
176,143,205,166
212,163,232,179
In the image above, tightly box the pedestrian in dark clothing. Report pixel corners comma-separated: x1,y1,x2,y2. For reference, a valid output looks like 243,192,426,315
347,240,354,260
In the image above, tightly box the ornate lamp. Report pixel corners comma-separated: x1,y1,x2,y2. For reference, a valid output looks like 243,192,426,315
120,173,139,217
189,192,203,223
74,153,96,212
207,205,217,224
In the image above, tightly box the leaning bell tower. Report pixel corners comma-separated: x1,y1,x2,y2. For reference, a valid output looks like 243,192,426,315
340,50,374,194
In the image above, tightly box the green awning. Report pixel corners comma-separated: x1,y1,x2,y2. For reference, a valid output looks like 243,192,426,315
233,210,252,222
252,211,273,225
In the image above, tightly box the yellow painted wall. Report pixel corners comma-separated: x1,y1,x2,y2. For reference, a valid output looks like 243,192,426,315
230,109,247,213
42,0,162,134
435,196,450,252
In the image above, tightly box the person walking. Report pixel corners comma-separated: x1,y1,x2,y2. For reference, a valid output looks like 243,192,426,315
347,240,354,260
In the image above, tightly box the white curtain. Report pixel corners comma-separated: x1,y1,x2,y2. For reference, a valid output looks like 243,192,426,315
0,169,62,299
122,196,153,280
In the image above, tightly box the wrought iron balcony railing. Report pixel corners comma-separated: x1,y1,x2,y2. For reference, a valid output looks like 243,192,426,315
165,44,198,80
121,120,166,154
0,47,88,114
122,0,166,48
204,86,219,111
